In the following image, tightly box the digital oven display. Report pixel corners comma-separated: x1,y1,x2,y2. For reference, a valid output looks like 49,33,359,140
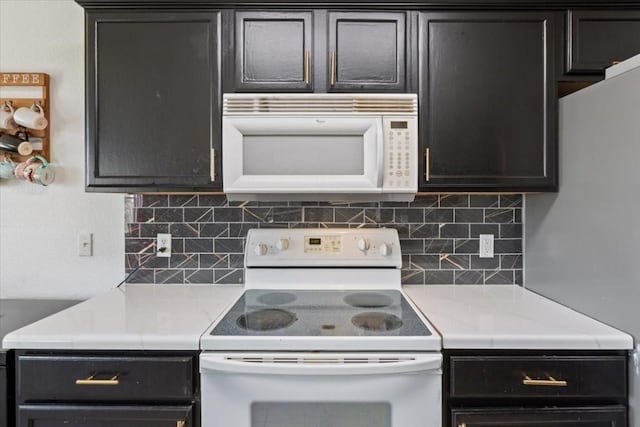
309,238,322,245
390,121,408,129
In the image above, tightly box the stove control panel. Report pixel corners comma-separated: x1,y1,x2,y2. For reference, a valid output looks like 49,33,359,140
245,228,402,268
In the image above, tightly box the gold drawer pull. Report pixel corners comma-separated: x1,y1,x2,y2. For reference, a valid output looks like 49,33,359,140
330,50,336,87
75,374,120,386
424,148,430,181
304,50,311,85
177,421,186,427
523,374,567,387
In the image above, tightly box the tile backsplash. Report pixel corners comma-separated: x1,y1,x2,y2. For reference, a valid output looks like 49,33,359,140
124,194,523,285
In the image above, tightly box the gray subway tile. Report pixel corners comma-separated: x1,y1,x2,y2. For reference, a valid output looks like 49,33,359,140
394,208,424,223
455,270,483,285
485,208,514,224
499,195,523,208
424,208,454,223
185,269,214,284
410,224,439,239
440,224,470,239
169,195,198,207
185,238,214,253
154,208,184,223
440,194,469,208
155,269,184,284
470,224,499,238
183,208,212,223
470,195,498,208
485,269,514,285
425,270,454,284
454,209,484,223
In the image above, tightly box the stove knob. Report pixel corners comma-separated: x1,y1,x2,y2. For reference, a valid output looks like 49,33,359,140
254,243,268,256
276,238,290,251
357,238,370,252
380,243,392,257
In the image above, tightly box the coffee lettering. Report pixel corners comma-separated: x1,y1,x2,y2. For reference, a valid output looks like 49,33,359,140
32,74,40,84
22,74,30,83
1,75,8,84
12,75,19,83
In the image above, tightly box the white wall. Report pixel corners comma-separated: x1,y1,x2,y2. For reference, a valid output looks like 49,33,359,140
0,0,124,299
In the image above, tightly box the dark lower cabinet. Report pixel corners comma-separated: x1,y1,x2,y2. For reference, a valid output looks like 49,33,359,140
567,10,640,76
418,11,558,192
86,11,221,192
0,362,6,427
18,405,192,427
15,351,200,427
445,351,628,427
452,406,627,427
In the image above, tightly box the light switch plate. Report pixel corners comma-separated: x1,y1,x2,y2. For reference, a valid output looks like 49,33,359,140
78,233,93,257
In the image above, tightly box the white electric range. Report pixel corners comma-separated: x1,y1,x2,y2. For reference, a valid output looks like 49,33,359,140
200,228,442,427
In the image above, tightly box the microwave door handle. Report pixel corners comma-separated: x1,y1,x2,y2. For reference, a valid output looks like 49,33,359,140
200,354,441,376
376,120,384,186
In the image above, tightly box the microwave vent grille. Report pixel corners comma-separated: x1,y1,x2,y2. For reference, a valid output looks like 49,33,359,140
223,95,417,115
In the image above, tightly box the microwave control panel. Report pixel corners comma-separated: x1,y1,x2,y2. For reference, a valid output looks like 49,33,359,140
382,116,417,191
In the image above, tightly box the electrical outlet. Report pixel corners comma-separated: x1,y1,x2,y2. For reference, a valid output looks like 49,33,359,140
78,233,93,257
479,234,494,258
157,233,172,257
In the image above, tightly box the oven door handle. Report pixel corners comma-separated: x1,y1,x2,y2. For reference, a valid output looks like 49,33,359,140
200,354,442,376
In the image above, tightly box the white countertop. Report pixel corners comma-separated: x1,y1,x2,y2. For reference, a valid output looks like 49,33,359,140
403,285,633,350
2,284,243,350
3,284,633,351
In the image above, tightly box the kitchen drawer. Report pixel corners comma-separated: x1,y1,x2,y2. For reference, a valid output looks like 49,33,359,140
452,405,627,426
17,355,195,402
449,355,626,400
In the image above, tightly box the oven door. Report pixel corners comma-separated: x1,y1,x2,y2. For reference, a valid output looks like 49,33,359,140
200,352,442,427
222,116,383,196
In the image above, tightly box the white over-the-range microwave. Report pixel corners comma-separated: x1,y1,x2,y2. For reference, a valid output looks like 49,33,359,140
222,93,418,202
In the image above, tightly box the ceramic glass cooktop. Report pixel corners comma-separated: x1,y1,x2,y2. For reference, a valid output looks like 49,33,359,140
209,289,432,337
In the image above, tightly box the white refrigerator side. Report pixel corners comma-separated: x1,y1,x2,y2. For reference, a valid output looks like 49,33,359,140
526,66,640,426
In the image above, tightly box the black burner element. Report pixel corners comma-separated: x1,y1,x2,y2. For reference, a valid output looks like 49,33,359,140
256,292,297,306
351,312,403,331
343,292,393,308
237,308,297,331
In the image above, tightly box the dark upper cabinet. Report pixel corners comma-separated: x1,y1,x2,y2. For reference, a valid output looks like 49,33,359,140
86,11,221,192
226,10,408,93
328,12,406,92
567,10,640,75
418,11,557,192
233,11,313,91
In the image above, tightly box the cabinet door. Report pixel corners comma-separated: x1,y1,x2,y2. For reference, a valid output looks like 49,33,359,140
0,365,6,427
86,12,221,191
18,405,192,427
233,11,313,92
452,406,627,427
328,12,406,92
567,10,640,75
418,12,557,192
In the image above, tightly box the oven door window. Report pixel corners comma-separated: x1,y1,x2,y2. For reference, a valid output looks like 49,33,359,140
251,402,391,427
223,116,383,191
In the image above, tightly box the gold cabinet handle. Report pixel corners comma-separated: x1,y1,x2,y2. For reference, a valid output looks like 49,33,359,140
75,374,119,386
177,421,186,427
458,423,466,427
523,374,567,387
210,148,216,182
304,50,311,85
330,50,336,87
424,148,430,181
